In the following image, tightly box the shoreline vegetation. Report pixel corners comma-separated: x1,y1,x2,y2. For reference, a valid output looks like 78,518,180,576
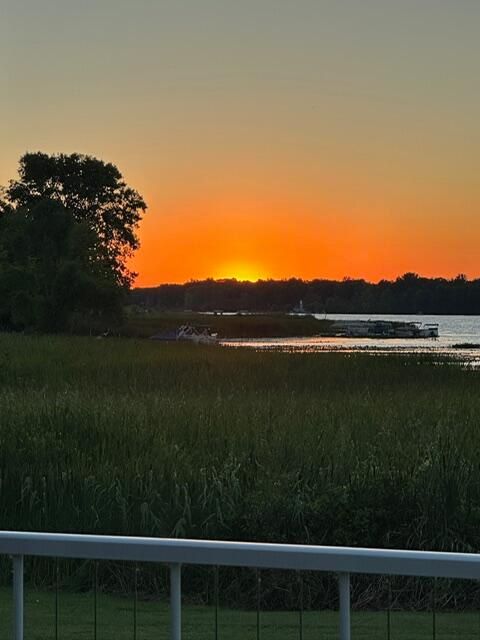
123,311,334,339
1,333,480,608
131,274,480,315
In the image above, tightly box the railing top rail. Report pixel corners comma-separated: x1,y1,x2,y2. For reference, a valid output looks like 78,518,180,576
1,531,480,580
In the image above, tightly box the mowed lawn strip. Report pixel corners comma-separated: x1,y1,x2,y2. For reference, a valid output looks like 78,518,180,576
0,587,479,639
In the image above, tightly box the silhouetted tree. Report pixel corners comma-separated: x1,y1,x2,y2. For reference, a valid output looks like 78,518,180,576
0,152,146,332
0,200,124,331
1,152,146,287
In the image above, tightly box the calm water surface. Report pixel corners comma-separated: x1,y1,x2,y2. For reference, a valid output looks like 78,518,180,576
222,315,480,364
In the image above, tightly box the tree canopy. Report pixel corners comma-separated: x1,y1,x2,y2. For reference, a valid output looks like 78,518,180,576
131,275,480,315
0,152,146,332
2,152,146,288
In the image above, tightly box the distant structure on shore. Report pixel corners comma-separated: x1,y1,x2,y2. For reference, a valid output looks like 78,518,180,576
292,300,305,314
333,319,439,339
131,274,480,315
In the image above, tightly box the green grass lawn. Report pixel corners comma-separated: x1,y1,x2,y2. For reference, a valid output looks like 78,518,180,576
0,587,479,639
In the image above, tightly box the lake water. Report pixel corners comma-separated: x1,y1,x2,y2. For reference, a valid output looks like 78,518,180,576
222,314,480,364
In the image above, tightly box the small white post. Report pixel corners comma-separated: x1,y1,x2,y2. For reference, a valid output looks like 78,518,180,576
339,572,351,640
170,564,182,640
13,555,24,640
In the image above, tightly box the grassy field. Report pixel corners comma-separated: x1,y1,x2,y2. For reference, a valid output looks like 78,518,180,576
1,587,479,639
1,333,480,608
122,311,332,338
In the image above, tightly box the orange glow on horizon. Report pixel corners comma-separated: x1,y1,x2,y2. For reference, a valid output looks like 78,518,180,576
4,1,480,290
212,261,268,283
130,189,480,287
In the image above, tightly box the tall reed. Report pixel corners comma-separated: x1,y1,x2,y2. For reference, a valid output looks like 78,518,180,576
1,334,479,606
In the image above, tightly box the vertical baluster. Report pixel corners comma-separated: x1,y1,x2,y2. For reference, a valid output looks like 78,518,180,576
170,564,182,640
55,558,59,640
12,555,24,640
214,566,219,640
432,578,436,640
134,563,138,640
256,569,261,640
386,577,391,640
298,572,304,640
94,561,98,640
338,573,351,640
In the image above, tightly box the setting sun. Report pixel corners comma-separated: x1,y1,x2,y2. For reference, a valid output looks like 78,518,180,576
213,262,267,283
2,1,480,632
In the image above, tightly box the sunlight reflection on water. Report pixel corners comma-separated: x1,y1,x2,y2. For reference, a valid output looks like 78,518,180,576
221,315,480,367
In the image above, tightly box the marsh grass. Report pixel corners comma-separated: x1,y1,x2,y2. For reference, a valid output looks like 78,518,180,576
121,311,332,338
0,333,480,607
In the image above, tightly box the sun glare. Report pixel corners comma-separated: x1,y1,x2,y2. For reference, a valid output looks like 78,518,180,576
214,262,267,283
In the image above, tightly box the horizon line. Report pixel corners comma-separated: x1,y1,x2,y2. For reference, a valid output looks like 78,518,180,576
134,272,475,289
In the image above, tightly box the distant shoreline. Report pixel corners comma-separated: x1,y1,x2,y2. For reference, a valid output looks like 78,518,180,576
123,311,334,339
131,274,480,316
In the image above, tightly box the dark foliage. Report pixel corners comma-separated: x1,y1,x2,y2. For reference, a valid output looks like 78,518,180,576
132,273,480,314
2,152,146,288
0,200,123,331
0,152,146,331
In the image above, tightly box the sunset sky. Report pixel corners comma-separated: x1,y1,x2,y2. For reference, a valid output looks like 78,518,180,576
2,1,479,286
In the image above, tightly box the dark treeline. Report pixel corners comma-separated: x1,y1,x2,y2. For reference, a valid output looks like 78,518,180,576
132,273,480,314
0,152,146,332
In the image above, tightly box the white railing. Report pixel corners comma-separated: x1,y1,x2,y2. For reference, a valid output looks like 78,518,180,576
2,531,480,640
